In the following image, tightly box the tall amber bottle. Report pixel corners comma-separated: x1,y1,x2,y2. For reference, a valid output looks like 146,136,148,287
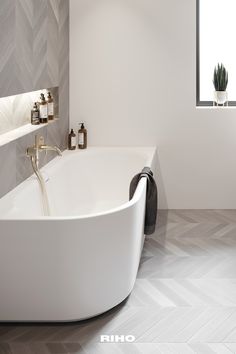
47,91,54,120
39,93,48,124
78,123,87,149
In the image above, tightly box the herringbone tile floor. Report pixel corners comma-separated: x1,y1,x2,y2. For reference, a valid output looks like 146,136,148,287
1,210,236,354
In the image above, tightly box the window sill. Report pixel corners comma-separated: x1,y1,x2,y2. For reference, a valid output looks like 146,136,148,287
196,106,236,110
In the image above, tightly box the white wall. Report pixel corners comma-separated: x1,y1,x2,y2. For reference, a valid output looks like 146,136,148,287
70,0,236,209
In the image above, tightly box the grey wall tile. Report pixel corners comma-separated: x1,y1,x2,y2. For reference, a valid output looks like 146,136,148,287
0,0,15,97
33,0,50,91
15,126,47,185
0,0,62,98
47,0,60,86
15,0,34,93
58,0,69,150
0,0,69,198
0,142,16,198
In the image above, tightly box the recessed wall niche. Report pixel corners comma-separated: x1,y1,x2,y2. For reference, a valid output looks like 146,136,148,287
0,87,59,136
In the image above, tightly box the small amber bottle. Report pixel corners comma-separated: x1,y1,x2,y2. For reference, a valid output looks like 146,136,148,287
78,123,87,149
39,93,48,124
68,129,76,150
31,102,40,125
47,91,54,120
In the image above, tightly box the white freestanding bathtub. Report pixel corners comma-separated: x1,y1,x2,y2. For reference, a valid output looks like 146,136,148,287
0,147,156,322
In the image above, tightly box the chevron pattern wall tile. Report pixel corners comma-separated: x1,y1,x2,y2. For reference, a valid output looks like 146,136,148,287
0,0,15,97
57,0,69,149
47,0,60,86
1,210,236,353
0,0,69,198
0,0,61,98
15,0,34,94
15,124,47,186
33,0,49,90
0,142,16,197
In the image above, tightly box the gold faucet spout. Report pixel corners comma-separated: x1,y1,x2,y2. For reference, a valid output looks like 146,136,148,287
39,145,62,156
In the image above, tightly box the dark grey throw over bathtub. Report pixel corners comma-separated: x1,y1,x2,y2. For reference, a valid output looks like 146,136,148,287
129,167,158,235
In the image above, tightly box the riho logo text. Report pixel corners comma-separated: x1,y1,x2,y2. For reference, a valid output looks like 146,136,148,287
100,335,136,343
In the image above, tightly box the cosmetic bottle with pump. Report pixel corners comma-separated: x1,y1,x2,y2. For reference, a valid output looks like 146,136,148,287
47,91,54,120
68,129,76,150
31,102,40,125
39,93,48,124
78,123,87,149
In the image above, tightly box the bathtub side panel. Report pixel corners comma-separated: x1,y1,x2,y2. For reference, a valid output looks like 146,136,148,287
0,185,146,321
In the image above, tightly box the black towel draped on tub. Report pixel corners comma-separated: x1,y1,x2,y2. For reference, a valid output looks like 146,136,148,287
129,167,158,235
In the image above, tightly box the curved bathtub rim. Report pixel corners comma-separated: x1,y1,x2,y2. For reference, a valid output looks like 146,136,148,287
1,177,147,222
49,146,156,168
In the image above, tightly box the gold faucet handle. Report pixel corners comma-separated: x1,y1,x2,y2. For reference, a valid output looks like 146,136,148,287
35,135,45,148
26,135,46,157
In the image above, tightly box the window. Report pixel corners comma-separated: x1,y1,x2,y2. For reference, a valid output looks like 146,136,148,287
197,0,236,106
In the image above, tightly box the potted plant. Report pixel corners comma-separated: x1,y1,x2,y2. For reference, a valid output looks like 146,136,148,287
213,63,228,105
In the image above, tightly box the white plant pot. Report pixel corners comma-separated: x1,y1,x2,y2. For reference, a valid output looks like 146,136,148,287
214,91,228,105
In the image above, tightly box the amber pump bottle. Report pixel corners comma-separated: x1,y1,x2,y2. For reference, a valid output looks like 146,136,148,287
68,129,76,150
78,123,87,149
47,91,54,120
39,93,48,124
31,102,40,125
